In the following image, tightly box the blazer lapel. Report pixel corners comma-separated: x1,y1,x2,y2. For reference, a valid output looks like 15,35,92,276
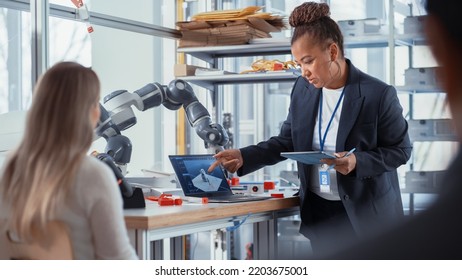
302,84,320,151
336,62,364,151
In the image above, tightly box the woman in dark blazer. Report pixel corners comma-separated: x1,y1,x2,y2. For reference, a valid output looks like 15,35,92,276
209,2,412,256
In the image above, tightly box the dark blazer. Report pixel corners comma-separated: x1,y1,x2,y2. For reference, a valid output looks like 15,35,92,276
238,59,412,237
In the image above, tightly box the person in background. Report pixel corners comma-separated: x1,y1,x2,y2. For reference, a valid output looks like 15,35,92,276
325,0,462,259
209,2,412,257
0,61,138,259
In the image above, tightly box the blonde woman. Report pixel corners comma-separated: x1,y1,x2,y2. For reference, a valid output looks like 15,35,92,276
0,61,137,259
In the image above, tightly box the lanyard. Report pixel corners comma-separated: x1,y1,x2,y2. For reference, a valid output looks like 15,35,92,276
318,89,345,151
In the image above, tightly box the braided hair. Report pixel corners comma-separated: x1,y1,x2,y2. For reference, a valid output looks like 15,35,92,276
289,2,344,56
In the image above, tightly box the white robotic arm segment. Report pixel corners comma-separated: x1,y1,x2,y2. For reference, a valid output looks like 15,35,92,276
133,82,182,111
102,90,141,131
95,104,121,139
101,82,184,133
95,79,229,166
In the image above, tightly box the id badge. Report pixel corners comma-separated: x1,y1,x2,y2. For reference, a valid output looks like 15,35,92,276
318,164,330,193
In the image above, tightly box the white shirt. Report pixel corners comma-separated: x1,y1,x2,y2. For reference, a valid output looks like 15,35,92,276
310,87,344,201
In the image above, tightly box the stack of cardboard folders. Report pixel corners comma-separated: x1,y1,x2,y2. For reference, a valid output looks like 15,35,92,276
176,6,286,48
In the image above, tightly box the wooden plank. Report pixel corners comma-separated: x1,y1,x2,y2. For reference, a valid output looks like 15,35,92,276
124,196,299,229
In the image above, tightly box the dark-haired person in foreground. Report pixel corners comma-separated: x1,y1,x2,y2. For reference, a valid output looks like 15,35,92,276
325,0,462,259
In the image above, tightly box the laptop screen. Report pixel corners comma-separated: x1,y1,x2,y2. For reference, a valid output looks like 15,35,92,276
168,154,232,198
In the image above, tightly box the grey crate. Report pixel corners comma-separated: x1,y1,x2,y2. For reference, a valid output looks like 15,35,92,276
404,171,445,193
338,18,381,37
404,67,441,89
408,119,457,142
403,15,427,35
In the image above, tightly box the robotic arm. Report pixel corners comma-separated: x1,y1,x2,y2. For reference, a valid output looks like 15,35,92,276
95,79,229,170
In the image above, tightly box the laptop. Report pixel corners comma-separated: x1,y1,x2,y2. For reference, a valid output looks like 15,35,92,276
168,154,271,203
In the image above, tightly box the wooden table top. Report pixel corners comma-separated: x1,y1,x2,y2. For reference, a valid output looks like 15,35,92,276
124,196,300,230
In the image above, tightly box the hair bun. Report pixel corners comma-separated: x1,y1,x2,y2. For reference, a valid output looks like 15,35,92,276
289,2,330,27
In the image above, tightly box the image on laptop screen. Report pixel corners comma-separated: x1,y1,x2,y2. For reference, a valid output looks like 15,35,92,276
168,154,233,198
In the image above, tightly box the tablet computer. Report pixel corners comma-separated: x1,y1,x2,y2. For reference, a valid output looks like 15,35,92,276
281,151,336,165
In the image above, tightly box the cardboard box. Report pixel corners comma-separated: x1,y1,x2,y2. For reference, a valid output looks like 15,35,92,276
174,64,204,77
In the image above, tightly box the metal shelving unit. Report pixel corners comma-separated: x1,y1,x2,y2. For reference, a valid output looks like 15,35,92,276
177,32,428,93
178,33,426,64
180,71,300,91
178,8,450,218
394,15,455,213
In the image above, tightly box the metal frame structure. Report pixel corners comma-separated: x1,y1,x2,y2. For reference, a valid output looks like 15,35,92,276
0,0,181,89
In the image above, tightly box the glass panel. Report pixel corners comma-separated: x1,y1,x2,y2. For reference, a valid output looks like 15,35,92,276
49,0,176,28
49,0,76,9
49,17,92,66
330,0,367,20
0,7,32,113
